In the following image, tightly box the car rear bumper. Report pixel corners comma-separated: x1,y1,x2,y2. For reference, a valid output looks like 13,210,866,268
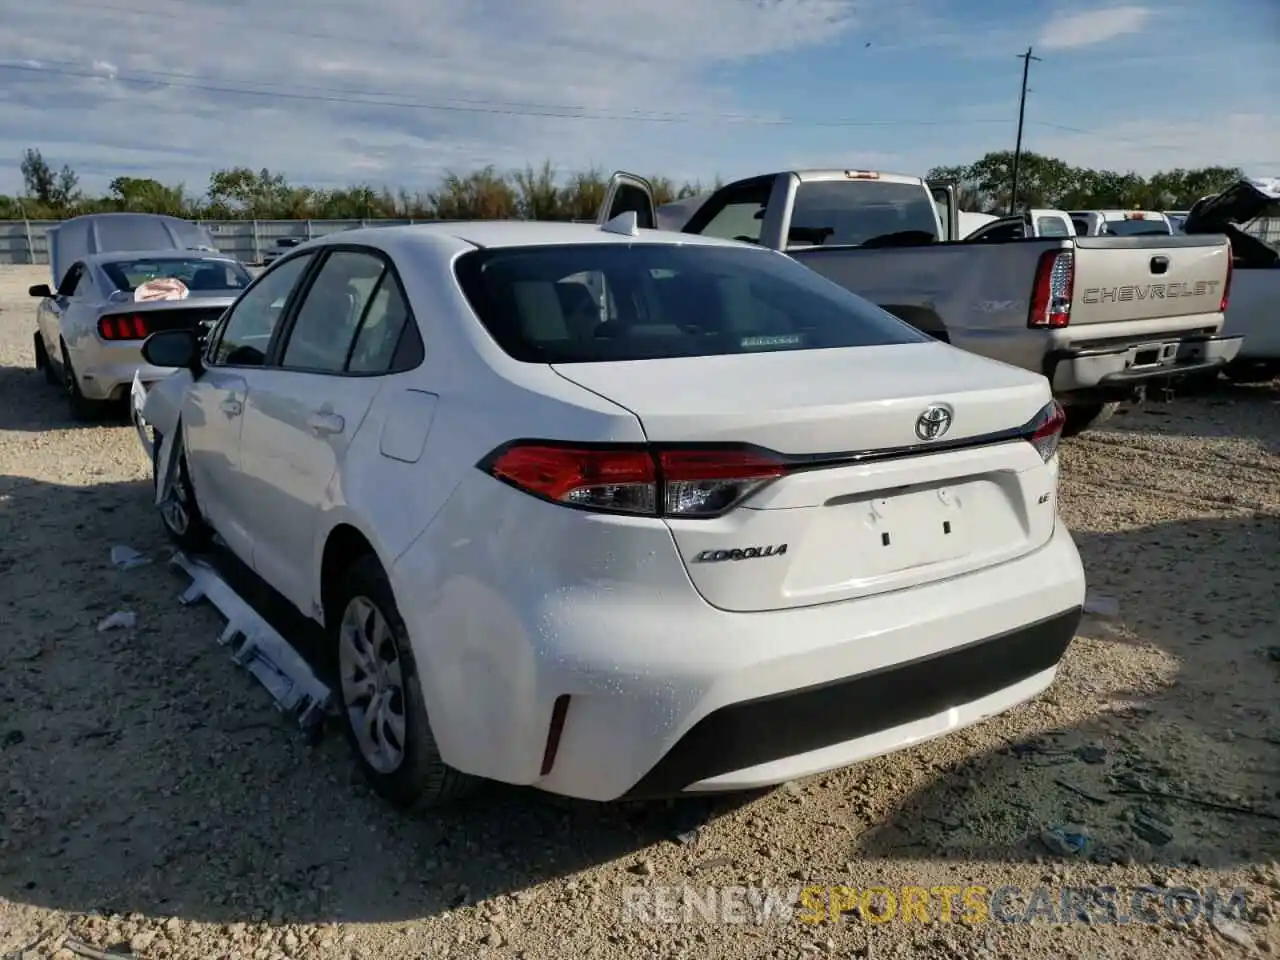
78,346,178,401
393,512,1086,802
1047,334,1242,395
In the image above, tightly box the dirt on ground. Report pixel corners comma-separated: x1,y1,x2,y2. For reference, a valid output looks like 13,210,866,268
1,263,1278,960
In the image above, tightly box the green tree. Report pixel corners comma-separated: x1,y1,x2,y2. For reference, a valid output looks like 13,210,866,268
2,146,1253,222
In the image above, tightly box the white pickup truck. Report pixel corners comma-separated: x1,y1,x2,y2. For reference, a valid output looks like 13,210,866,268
964,209,1077,241
603,169,1240,434
1070,210,1176,237
1182,177,1280,383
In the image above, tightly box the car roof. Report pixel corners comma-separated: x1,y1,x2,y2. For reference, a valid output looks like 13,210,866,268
306,220,764,256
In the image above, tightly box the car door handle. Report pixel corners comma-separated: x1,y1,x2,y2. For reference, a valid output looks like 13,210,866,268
220,397,243,416
307,411,345,436
1150,256,1170,274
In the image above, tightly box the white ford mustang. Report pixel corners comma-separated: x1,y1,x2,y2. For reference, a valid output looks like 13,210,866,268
135,207,1086,809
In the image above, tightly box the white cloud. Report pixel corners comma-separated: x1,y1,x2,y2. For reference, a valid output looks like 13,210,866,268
0,0,1273,197
1029,114,1280,176
1037,6,1151,50
0,0,878,195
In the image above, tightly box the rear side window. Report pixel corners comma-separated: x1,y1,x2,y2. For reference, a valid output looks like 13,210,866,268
453,243,929,364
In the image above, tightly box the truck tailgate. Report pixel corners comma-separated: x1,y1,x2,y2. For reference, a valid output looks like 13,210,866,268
1069,235,1229,325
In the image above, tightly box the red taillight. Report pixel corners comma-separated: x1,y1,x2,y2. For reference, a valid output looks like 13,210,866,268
1026,400,1066,461
1028,250,1074,329
1220,241,1233,313
482,443,787,517
98,313,149,340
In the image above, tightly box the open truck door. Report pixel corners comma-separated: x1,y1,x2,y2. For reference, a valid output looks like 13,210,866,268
597,172,657,229
927,179,959,242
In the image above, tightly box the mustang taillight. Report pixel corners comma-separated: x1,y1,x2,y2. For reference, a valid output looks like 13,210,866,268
1026,400,1066,462
98,313,150,340
1028,250,1074,328
481,443,787,518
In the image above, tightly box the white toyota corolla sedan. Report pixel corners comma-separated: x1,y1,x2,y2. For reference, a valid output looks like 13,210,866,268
135,210,1086,809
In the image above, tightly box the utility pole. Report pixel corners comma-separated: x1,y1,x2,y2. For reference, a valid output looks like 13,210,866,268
1010,46,1041,215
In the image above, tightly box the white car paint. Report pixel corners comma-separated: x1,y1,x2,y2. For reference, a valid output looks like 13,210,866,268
140,214,1086,805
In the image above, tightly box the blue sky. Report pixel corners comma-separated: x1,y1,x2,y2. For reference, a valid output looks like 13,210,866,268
0,0,1276,197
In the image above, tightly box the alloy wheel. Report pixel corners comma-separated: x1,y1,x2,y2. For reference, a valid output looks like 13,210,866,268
338,595,408,774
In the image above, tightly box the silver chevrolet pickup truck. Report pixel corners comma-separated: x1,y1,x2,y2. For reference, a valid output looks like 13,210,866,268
602,169,1240,435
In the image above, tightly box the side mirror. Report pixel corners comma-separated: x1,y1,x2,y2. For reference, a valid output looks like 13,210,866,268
29,283,53,298
142,329,202,371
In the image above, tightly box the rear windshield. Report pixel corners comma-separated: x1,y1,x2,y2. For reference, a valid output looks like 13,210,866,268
788,181,941,248
103,257,253,293
453,243,929,364
1101,218,1172,236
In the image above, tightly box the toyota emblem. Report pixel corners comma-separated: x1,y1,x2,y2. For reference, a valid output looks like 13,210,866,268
915,404,953,441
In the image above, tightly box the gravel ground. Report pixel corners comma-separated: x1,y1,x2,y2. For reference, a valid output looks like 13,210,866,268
1,262,1278,960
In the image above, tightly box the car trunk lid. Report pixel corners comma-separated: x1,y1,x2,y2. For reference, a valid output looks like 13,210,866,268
1183,178,1280,235
49,214,219,288
551,342,1060,612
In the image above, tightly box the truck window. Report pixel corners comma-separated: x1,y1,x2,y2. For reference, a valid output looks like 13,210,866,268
789,181,940,247
1036,217,1071,237
684,176,773,245
1101,219,1172,236
968,219,1024,243
1070,217,1092,236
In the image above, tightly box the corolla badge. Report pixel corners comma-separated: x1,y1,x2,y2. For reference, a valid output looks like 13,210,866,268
915,404,953,441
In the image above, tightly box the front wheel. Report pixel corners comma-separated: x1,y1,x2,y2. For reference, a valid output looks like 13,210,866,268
1061,402,1119,438
153,430,213,552
333,555,478,809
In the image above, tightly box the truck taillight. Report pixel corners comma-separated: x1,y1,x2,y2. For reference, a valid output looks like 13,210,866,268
1221,241,1233,313
98,313,150,340
480,442,787,518
1026,400,1066,462
1028,250,1074,329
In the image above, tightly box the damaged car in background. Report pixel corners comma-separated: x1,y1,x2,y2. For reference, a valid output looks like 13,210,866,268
30,213,253,420
133,207,1085,811
1180,177,1280,384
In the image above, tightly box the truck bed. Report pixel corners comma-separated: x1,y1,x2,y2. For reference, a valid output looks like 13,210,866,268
791,232,1236,398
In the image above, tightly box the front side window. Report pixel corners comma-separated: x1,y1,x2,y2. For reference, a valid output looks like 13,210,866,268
211,253,314,366
280,250,388,373
454,243,928,364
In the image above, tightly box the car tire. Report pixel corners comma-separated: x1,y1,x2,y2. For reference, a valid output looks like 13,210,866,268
332,554,478,809
1061,402,1119,438
34,334,57,385
153,429,213,552
59,341,106,422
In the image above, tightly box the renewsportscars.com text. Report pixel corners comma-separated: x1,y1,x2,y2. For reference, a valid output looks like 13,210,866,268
620,884,1250,926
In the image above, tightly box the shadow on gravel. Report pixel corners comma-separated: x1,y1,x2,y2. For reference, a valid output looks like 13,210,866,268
857,511,1280,871
1104,377,1280,455
0,474,755,926
0,363,131,433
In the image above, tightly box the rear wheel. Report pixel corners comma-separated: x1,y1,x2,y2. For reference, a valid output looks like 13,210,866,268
1061,401,1119,438
34,334,57,385
59,342,107,421
333,554,478,809
153,430,213,552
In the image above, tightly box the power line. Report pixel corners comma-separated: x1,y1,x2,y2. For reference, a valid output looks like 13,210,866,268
0,61,1014,129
